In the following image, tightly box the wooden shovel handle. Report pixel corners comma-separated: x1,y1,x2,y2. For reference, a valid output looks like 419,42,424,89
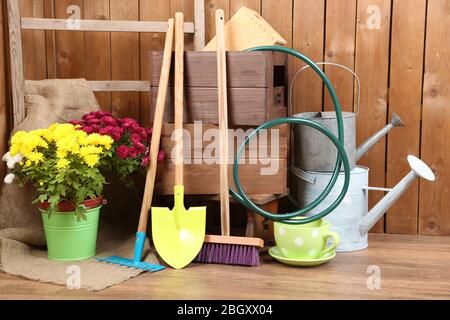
174,12,184,187
216,9,230,237
138,19,175,233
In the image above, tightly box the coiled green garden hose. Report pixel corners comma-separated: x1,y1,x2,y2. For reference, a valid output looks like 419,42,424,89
229,46,351,225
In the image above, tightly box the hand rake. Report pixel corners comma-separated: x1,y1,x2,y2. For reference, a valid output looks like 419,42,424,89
96,18,175,272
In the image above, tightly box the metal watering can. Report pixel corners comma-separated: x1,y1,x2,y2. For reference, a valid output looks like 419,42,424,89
291,62,404,172
294,155,435,252
293,111,404,172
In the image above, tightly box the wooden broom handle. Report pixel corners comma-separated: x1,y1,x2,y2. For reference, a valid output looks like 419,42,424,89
216,9,230,236
137,19,175,233
174,12,184,187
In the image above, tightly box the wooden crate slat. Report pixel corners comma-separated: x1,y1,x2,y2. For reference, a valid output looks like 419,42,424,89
151,51,273,88
151,87,286,125
161,124,288,160
156,160,287,195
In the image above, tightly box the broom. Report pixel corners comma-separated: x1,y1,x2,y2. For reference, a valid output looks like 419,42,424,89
195,9,264,266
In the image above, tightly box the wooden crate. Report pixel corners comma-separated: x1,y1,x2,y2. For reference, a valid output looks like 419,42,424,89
155,124,288,195
150,51,288,125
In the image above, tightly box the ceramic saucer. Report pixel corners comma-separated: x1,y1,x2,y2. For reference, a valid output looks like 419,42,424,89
268,246,336,267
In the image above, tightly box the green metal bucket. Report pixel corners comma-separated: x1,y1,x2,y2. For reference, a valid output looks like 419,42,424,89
40,206,101,261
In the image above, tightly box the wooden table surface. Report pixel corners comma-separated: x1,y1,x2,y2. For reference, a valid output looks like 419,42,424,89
0,234,449,300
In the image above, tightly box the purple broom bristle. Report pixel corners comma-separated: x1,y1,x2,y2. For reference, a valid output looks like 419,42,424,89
194,243,260,266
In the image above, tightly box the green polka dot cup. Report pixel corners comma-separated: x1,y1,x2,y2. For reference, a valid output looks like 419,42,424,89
274,219,340,260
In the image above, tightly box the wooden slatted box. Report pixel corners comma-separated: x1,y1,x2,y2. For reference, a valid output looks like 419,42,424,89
150,51,288,125
155,124,288,195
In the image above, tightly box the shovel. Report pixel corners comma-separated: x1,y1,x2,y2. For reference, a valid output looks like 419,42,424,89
151,12,207,270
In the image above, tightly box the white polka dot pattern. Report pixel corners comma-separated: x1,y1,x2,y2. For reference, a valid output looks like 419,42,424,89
294,237,304,247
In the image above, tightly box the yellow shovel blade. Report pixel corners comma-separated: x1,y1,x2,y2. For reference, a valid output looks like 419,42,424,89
151,186,206,270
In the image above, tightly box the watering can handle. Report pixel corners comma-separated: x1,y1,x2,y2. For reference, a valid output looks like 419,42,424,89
289,62,361,117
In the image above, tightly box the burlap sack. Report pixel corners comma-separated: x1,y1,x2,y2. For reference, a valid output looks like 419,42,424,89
0,79,160,291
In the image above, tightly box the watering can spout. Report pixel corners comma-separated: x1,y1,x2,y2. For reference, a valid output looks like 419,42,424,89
359,156,435,235
356,113,405,162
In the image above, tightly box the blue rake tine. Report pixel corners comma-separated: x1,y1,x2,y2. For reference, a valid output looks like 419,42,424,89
97,256,165,273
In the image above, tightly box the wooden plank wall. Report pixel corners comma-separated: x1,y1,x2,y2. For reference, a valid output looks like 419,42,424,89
0,1,9,186
0,0,449,236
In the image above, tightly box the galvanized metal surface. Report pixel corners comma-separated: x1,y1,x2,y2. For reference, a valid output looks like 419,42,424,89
359,156,436,234
298,166,370,252
293,112,404,172
293,111,357,172
295,156,436,252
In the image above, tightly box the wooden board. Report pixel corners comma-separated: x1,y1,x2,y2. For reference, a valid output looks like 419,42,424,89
170,0,195,50
289,0,325,213
419,0,450,236
7,0,25,126
156,160,287,195
54,0,85,78
43,0,56,79
386,0,426,235
151,51,279,88
205,0,230,43
21,18,194,33
1,234,450,299
110,0,140,120
261,0,292,47
20,0,47,80
84,0,111,110
160,124,288,160
205,5,287,51
291,0,325,114
324,0,357,112
354,0,391,233
140,0,170,127
2,0,448,236
0,1,8,183
230,0,260,15
151,87,285,125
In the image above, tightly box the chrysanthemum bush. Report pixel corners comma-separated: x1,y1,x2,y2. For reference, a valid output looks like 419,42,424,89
3,123,113,220
69,111,165,184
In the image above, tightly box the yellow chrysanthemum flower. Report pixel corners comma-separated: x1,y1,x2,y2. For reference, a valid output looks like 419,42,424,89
10,130,48,157
79,145,103,157
56,136,79,155
84,133,113,148
74,130,88,140
56,149,68,159
83,154,100,168
27,152,44,164
56,159,70,169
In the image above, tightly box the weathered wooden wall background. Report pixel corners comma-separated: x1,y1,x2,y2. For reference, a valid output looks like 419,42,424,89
0,0,449,236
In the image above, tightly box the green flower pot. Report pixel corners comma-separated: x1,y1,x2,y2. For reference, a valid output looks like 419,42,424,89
40,206,102,261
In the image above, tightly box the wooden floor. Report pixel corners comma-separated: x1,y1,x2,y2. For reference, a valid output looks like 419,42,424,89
0,234,449,300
